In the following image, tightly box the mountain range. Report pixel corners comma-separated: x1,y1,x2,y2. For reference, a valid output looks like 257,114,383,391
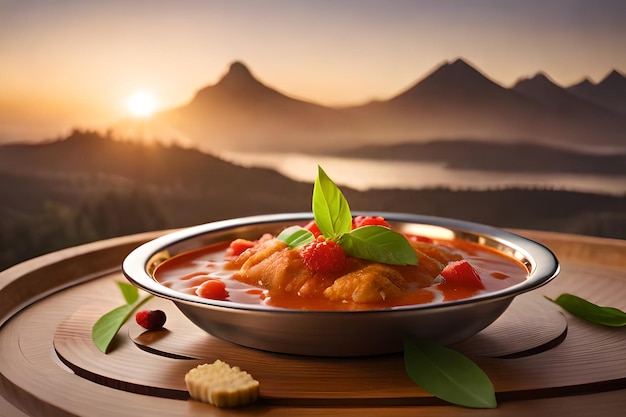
130,58,626,154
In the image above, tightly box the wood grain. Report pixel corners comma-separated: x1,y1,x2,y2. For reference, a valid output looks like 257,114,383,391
1,229,625,417
123,294,568,361
52,291,567,402
52,281,624,403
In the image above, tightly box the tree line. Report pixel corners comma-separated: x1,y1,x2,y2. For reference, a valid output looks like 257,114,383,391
0,190,169,271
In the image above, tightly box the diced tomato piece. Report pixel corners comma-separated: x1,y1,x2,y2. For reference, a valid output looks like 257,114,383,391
195,279,229,300
352,215,390,229
304,220,323,237
227,238,256,256
440,260,484,289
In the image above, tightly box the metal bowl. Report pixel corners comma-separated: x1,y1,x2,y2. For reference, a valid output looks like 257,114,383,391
123,212,559,357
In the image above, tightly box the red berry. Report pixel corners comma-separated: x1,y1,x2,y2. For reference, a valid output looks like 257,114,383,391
303,220,323,237
135,309,167,330
195,279,229,300
300,236,347,274
352,215,390,229
440,260,484,289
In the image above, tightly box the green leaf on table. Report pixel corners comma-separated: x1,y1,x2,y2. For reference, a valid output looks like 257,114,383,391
404,337,497,409
92,295,152,353
277,226,315,248
547,293,626,327
338,226,418,265
116,281,139,304
312,165,352,239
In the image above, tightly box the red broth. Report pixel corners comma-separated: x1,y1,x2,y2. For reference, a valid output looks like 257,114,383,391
153,236,528,311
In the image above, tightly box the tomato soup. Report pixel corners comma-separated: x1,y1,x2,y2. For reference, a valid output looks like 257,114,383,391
153,232,528,311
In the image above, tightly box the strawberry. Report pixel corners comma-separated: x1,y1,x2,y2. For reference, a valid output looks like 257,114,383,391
135,309,167,330
300,236,347,274
440,260,484,289
196,279,229,300
352,215,390,229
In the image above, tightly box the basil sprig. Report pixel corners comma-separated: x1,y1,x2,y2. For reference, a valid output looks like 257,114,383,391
547,293,626,327
278,166,417,266
312,166,352,238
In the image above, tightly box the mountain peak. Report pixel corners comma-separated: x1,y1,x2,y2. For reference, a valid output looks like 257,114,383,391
576,77,595,87
448,58,473,69
599,69,626,87
431,58,483,78
422,58,502,89
228,61,252,75
188,60,270,103
565,77,596,95
219,61,256,85
386,57,507,105
514,72,557,89
512,72,570,107
434,58,493,81
532,71,552,82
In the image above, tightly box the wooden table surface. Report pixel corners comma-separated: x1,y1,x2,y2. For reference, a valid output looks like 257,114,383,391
1,229,625,417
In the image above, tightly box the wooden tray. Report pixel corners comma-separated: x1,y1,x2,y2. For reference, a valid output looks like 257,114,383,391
1,229,625,416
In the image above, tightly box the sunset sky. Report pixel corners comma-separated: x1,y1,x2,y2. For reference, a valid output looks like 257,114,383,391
1,0,625,143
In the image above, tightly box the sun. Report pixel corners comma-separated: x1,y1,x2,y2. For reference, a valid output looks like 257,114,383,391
126,90,158,118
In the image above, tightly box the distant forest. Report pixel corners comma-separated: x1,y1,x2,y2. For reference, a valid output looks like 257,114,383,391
0,130,625,271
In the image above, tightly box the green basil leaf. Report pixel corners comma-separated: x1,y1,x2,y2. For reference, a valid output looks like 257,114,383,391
547,293,626,327
92,295,152,353
312,165,352,239
116,281,139,304
277,226,315,248
404,337,497,409
338,226,418,265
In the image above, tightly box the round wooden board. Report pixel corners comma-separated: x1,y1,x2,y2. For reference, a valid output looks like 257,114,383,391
53,292,570,402
123,295,568,361
1,230,625,416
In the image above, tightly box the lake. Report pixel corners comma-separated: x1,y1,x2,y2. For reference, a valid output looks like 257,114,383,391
222,151,626,196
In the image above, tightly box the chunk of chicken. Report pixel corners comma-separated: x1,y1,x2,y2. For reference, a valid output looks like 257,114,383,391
232,237,464,305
